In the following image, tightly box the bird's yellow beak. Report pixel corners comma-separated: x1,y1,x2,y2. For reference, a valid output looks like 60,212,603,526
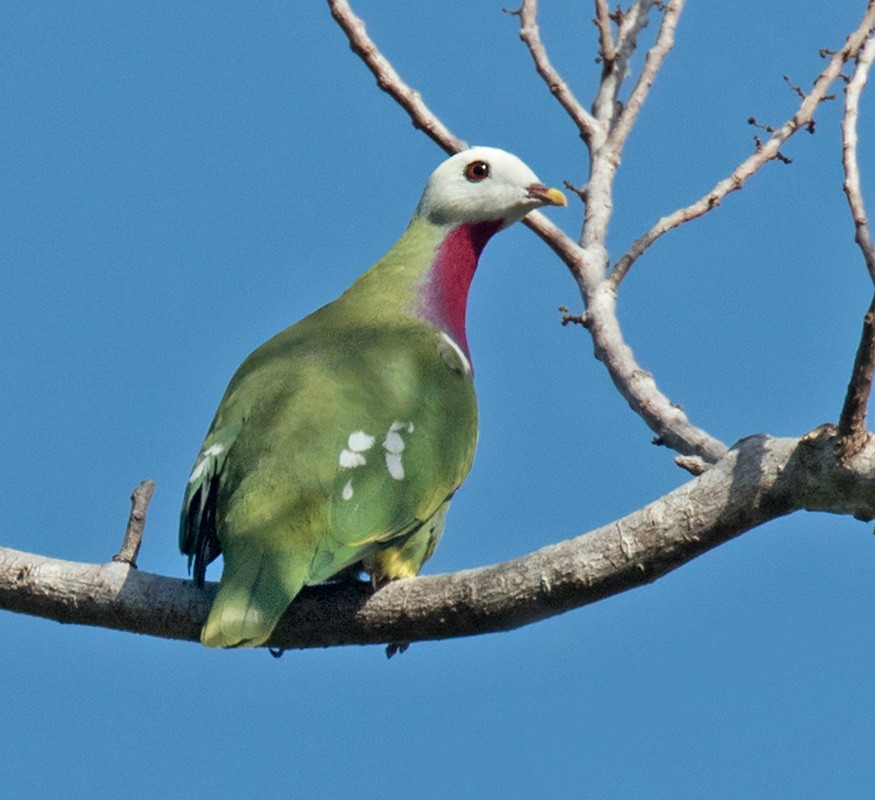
527,183,567,207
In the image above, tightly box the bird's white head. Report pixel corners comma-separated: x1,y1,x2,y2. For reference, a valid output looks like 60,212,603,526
415,146,566,227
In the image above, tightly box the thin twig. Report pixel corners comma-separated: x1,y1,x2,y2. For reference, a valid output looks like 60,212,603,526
326,0,466,154
608,2,875,288
841,33,875,284
582,0,660,259
837,32,875,455
592,0,655,128
594,0,617,66
583,279,729,462
112,480,156,567
607,0,685,154
837,295,875,457
514,0,601,143
524,211,589,268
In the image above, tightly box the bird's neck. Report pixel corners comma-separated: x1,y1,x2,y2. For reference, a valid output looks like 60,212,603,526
416,219,503,356
340,215,503,358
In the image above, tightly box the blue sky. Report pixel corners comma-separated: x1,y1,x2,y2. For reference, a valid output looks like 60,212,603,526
2,2,874,797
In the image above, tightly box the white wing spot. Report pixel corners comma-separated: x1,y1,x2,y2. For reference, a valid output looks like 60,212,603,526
339,449,366,468
384,430,405,454
187,443,224,484
348,431,376,452
385,452,405,480
382,420,413,480
440,332,472,375
341,479,354,501
188,462,207,485
339,430,375,469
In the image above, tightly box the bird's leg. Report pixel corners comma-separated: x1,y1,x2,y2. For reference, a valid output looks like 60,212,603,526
365,573,412,657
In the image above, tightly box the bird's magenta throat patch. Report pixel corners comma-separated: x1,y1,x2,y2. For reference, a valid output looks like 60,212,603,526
419,219,503,357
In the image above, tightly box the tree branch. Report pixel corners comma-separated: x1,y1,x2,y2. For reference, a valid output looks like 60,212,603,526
569,0,725,463
591,0,655,129
593,0,617,67
523,212,726,465
607,0,684,155
512,0,601,144
326,0,466,154
609,2,875,288
842,32,875,285
838,296,875,456
112,480,156,567
837,32,875,457
586,280,729,462
3,432,874,648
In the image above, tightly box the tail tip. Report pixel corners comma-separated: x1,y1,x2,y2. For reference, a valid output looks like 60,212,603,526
200,605,274,649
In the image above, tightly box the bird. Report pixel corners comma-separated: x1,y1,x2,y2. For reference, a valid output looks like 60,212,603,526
180,146,566,648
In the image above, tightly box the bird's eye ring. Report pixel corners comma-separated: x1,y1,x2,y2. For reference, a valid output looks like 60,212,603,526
464,160,490,182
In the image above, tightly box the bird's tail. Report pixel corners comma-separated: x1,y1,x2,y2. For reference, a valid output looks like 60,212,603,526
201,545,305,648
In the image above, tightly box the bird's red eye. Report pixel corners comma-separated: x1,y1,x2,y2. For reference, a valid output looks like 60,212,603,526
464,160,490,182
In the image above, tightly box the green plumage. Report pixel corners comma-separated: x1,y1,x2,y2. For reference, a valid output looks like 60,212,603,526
181,218,476,647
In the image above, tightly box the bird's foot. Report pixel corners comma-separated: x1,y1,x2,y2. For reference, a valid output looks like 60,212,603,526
385,641,410,659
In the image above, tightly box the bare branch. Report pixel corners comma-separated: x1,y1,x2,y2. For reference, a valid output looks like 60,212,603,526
592,0,655,127
512,0,601,144
594,0,617,66
326,0,466,154
842,33,875,284
674,454,709,475
523,212,721,463
607,0,685,154
582,280,729,461
838,296,875,456
608,2,875,288
527,0,725,462
3,433,874,649
523,210,589,271
581,1,668,262
112,480,156,567
836,32,875,456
